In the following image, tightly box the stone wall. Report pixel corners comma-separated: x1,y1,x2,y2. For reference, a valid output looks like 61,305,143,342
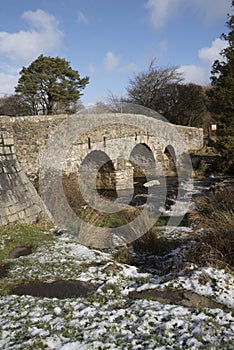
0,115,68,179
0,131,53,226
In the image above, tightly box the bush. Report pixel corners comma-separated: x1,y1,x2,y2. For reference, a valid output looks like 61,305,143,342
131,227,181,256
187,187,234,270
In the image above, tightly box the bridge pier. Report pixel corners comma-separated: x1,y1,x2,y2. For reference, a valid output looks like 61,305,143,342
114,159,134,191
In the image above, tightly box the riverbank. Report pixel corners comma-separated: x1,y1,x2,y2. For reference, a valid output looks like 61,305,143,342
1,176,234,349
0,227,234,349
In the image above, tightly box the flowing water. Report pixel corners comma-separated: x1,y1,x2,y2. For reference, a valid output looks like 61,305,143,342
101,176,227,216
99,175,233,238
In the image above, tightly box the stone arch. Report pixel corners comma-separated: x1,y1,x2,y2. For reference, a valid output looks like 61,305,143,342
62,150,117,217
129,143,156,204
79,150,117,199
130,142,156,177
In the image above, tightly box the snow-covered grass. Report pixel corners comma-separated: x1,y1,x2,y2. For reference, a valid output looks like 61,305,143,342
160,267,234,309
0,230,234,349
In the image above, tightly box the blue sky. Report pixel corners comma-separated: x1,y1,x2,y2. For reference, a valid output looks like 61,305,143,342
0,0,232,105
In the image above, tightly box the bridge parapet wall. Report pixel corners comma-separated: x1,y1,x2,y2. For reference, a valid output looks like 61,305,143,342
176,125,204,151
0,115,68,178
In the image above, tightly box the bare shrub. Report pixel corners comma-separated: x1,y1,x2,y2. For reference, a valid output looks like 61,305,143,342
187,187,234,270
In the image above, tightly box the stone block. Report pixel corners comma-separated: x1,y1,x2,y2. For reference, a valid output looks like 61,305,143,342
2,207,11,216
9,203,19,213
3,146,12,155
24,207,38,218
3,137,14,146
18,210,27,219
10,145,15,153
0,216,8,226
6,154,16,161
7,213,19,223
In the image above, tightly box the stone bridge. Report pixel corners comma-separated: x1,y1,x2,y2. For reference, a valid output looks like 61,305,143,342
0,112,203,229
0,113,203,186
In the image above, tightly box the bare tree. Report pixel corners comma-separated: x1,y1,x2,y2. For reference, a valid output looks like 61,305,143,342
0,94,33,116
126,58,183,114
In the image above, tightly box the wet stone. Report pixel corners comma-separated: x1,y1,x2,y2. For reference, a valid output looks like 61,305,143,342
129,288,230,311
8,246,33,259
10,280,97,299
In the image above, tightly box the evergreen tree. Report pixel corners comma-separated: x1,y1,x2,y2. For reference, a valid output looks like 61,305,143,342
208,1,234,134
15,55,89,115
208,1,234,173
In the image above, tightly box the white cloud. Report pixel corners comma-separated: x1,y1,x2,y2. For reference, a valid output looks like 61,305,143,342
104,51,120,72
199,38,228,64
103,52,137,74
77,10,89,25
0,73,18,96
177,36,228,86
177,65,210,85
0,9,63,96
145,0,178,29
0,9,63,66
145,0,231,29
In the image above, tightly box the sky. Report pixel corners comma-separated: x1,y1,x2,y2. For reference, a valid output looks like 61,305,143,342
0,0,232,105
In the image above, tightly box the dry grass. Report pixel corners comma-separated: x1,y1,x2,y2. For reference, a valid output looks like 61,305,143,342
62,172,150,248
62,172,144,227
187,187,234,271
